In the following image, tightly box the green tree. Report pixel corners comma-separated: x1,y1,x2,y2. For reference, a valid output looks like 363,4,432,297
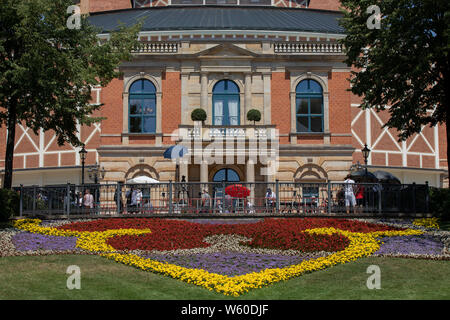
0,0,142,188
191,108,207,123
247,109,261,125
339,0,450,177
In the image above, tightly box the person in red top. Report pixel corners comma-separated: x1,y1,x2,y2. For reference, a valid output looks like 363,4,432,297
355,184,365,213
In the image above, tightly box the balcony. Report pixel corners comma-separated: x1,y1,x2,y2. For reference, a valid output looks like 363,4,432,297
177,124,277,141
133,42,180,54
274,42,344,55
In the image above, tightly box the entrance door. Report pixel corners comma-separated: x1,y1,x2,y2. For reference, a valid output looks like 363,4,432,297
212,80,240,125
212,168,240,210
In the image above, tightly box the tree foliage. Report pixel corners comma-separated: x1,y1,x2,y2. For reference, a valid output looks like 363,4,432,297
191,108,207,122
0,0,142,188
247,109,261,124
339,0,450,180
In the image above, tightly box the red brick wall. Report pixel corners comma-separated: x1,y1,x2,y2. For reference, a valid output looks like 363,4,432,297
100,78,124,146
271,71,291,145
161,71,181,144
308,0,342,11
328,71,352,144
439,124,448,170
87,0,132,13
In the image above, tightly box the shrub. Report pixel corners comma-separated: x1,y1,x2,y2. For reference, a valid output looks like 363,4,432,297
429,187,450,221
247,109,261,124
191,108,207,122
0,188,20,222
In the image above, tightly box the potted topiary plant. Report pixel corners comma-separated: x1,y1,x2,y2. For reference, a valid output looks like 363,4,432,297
247,109,261,125
191,108,207,125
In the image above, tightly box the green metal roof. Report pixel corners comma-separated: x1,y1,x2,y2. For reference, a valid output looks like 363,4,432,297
88,6,345,35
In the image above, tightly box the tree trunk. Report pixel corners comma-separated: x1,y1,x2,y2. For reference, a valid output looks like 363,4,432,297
3,100,17,189
446,68,450,188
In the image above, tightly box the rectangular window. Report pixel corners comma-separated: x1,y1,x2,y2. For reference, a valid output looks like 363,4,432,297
296,96,323,133
129,97,156,133
129,117,142,133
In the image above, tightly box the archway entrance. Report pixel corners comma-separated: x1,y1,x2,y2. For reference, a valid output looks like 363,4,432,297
212,80,240,125
212,168,240,183
212,168,240,201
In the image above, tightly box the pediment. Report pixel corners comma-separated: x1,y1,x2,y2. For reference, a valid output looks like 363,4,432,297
195,43,259,59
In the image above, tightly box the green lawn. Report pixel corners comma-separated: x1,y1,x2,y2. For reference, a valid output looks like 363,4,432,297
0,254,449,300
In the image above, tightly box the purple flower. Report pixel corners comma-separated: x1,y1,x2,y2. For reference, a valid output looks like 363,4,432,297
142,251,320,276
12,232,79,252
375,235,443,256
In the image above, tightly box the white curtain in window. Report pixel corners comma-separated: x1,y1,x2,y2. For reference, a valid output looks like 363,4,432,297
214,100,223,125
228,100,239,125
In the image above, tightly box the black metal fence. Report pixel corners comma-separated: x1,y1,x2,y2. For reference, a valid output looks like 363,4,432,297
12,181,430,218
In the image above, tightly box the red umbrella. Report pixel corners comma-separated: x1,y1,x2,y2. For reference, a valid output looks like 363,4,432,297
225,184,250,198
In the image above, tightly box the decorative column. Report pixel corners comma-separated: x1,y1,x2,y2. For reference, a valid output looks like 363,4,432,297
263,72,271,125
290,90,297,144
122,91,129,145
323,91,330,144
200,72,209,124
200,160,208,187
156,91,162,146
244,73,252,125
181,72,189,124
247,159,255,202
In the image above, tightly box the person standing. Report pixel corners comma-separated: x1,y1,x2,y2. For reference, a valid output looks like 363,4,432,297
201,189,211,213
265,188,276,213
83,189,94,213
355,184,365,213
343,175,357,214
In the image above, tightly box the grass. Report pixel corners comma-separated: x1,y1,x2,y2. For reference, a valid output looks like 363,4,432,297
0,254,449,300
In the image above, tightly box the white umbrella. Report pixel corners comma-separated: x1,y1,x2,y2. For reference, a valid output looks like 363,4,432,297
126,176,160,184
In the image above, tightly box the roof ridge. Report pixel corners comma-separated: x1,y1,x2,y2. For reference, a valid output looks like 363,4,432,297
89,5,343,17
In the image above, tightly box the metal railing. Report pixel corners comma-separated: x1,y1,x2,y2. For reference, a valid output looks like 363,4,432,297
274,42,345,54
12,181,431,218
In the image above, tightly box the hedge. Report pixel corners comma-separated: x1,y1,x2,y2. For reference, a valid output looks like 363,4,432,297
0,188,20,222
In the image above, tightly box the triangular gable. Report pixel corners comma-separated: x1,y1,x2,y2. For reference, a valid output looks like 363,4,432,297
195,43,259,58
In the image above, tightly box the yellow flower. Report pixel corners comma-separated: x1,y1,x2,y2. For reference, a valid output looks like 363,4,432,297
12,218,423,296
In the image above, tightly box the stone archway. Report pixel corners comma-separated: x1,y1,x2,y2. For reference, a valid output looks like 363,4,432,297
294,163,328,182
124,164,160,181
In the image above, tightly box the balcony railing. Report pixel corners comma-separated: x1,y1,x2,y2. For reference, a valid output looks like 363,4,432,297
178,124,277,140
274,42,344,54
133,42,180,54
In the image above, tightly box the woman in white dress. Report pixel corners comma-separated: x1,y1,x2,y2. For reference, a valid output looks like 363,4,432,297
344,174,357,214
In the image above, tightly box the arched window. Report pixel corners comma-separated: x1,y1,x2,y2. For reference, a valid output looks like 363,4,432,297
213,168,240,182
213,80,240,126
296,79,323,133
129,79,157,133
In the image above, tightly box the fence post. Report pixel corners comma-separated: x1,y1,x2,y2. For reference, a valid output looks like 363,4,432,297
425,181,429,214
327,181,332,214
19,184,23,217
168,180,173,214
378,184,382,215
412,182,416,214
116,181,121,215
275,179,280,213
66,183,71,218
32,185,37,214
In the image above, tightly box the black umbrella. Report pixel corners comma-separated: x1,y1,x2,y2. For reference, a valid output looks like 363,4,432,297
349,169,378,182
373,170,401,184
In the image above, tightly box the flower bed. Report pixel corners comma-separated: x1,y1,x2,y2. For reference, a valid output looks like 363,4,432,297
8,217,441,296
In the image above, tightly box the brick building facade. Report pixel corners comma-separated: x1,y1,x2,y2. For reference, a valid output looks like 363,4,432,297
0,0,447,188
